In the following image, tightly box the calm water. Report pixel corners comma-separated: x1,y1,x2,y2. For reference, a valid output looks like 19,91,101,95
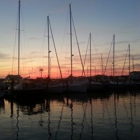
0,91,140,140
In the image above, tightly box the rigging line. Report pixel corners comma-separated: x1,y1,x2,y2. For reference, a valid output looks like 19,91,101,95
91,37,101,64
49,18,63,79
12,4,19,75
71,14,85,77
20,4,26,75
61,10,69,76
12,28,18,75
20,5,33,76
15,0,28,76
82,34,90,76
37,17,48,72
121,48,128,76
103,40,113,75
61,9,69,55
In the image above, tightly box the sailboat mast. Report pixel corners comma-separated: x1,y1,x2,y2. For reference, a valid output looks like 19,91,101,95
113,35,115,77
128,44,130,75
47,16,50,79
90,33,91,77
132,56,134,72
69,4,72,77
18,0,20,76
101,54,103,76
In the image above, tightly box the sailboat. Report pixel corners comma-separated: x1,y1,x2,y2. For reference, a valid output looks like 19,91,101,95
87,33,106,92
124,44,136,89
65,4,87,93
8,0,46,98
109,35,124,90
46,16,64,93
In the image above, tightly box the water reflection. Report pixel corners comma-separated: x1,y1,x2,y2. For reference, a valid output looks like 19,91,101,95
10,100,13,118
70,100,74,140
79,102,87,140
130,93,134,132
114,94,119,140
54,101,64,140
39,104,44,126
133,94,136,117
1,91,140,140
47,99,51,140
0,99,4,113
90,98,94,140
16,105,19,140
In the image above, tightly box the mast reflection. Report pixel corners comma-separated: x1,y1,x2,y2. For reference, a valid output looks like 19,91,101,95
0,99,4,113
70,99,74,140
10,100,13,118
114,93,119,140
45,99,51,140
79,102,87,140
90,98,94,140
130,93,134,132
16,105,19,140
54,101,64,140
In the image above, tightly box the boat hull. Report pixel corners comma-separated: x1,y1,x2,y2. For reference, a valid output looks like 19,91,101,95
87,82,110,92
48,85,64,93
65,84,87,93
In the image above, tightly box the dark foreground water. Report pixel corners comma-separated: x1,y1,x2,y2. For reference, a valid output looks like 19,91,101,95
0,90,140,140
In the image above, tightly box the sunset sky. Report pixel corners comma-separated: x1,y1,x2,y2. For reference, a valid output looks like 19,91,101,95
0,0,140,79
